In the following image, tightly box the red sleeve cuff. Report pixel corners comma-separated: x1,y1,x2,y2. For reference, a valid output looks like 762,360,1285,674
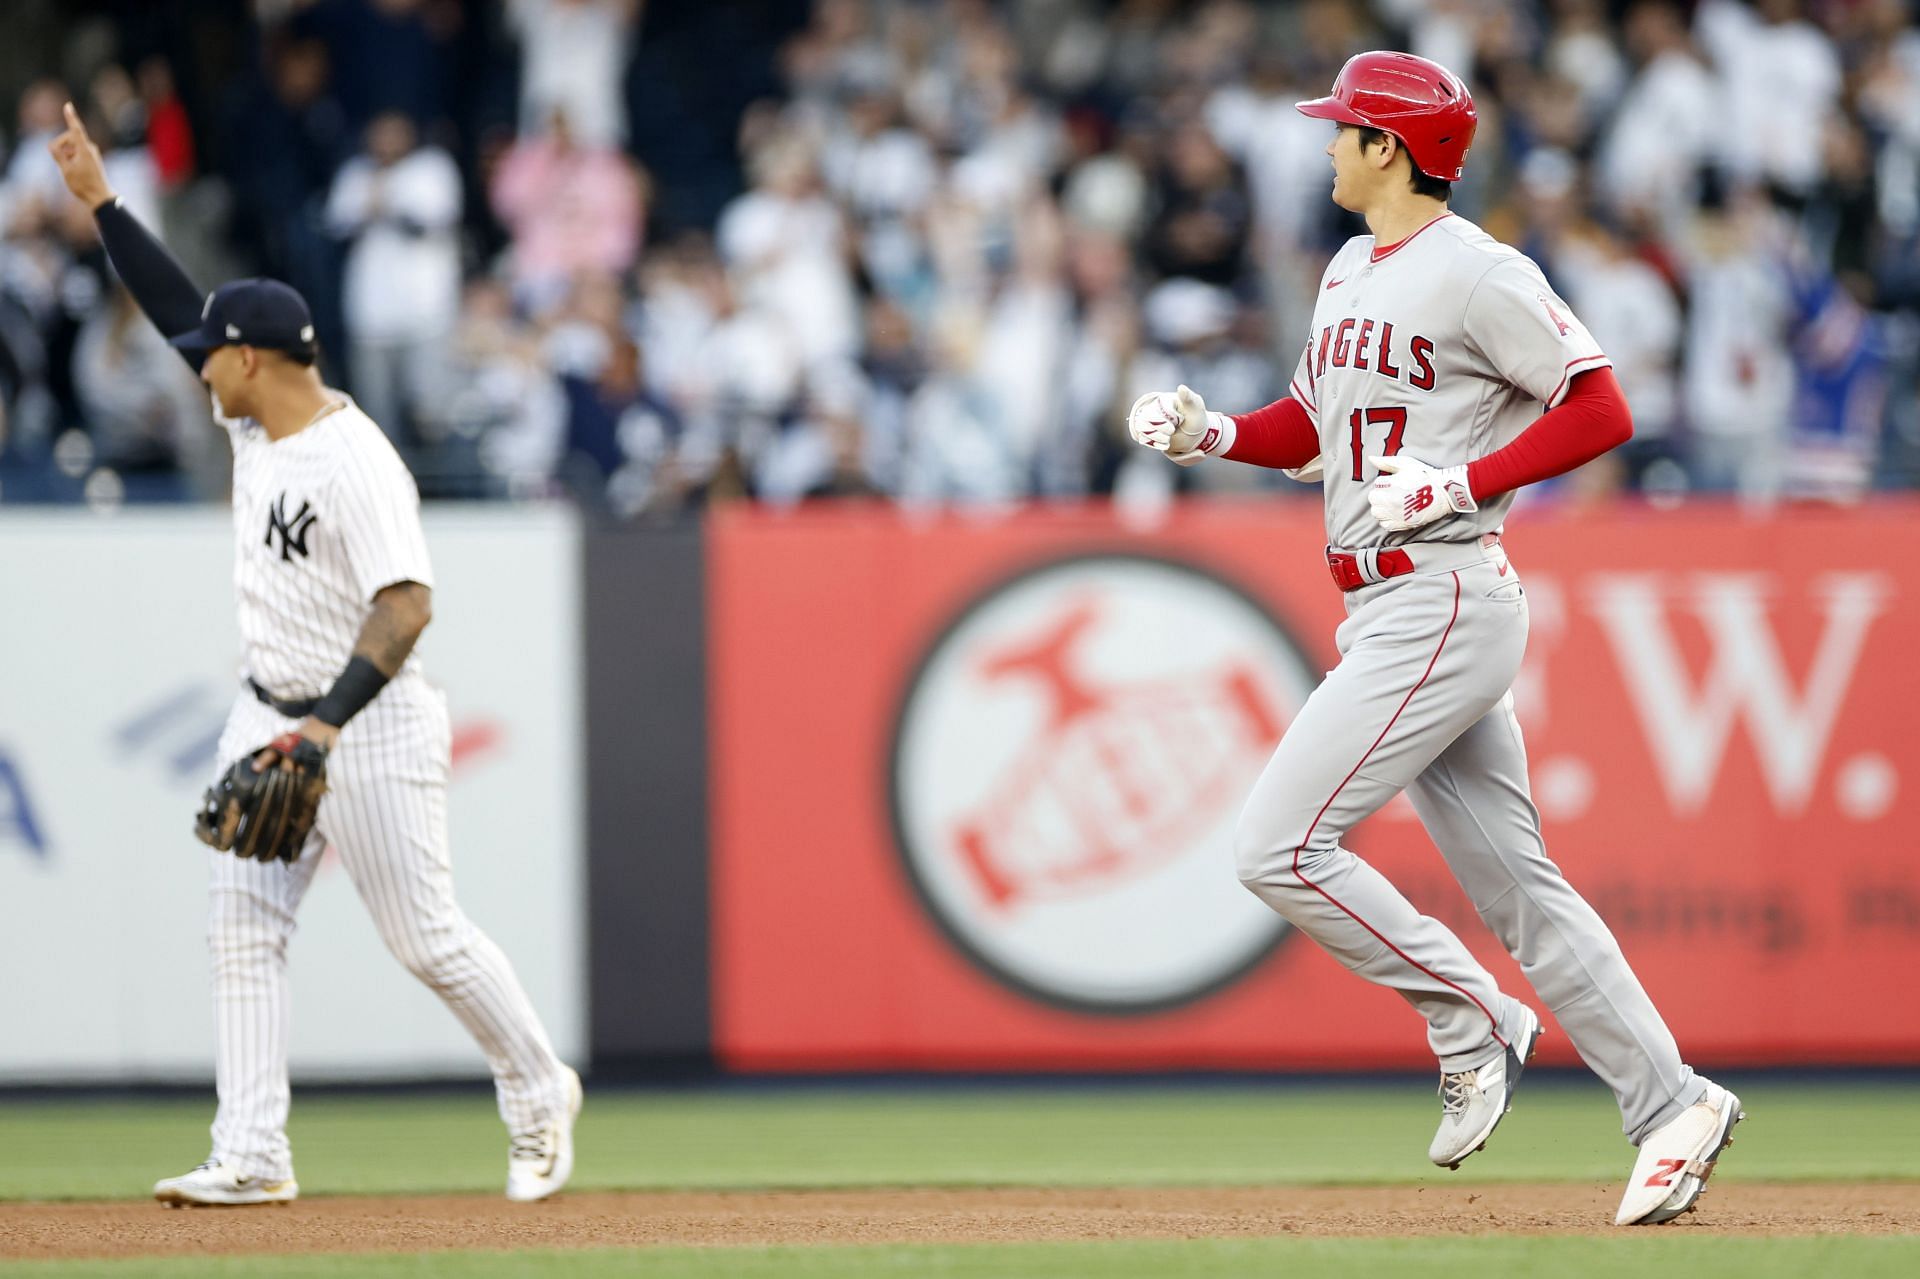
1225,396,1319,470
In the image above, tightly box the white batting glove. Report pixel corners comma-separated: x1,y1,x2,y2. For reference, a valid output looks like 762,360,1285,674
1125,385,1234,467
1367,454,1476,532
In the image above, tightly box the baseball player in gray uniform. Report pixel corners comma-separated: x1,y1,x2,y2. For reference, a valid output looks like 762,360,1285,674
50,106,581,1207
1128,53,1741,1226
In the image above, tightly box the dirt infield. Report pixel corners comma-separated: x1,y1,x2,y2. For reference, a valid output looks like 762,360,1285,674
2,1184,1916,1260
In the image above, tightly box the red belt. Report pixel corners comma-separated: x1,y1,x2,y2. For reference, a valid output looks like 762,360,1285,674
1325,547,1415,592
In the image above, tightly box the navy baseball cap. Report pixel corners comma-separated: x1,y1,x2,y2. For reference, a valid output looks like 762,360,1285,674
170,278,318,364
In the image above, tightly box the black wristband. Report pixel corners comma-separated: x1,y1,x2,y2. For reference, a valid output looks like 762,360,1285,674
311,656,391,728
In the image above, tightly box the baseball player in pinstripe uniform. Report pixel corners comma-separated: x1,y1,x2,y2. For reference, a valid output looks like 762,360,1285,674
51,106,581,1207
1129,54,1741,1225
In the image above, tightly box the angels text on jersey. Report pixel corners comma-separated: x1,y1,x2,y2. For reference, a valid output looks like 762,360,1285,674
1290,214,1611,549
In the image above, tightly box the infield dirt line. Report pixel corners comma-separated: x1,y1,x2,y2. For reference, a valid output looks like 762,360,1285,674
3,1183,1917,1260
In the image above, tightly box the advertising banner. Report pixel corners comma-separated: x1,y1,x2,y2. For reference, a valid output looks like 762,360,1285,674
708,502,1920,1070
0,508,585,1082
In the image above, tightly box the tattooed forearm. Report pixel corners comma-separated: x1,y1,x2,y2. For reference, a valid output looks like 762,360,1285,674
355,581,433,676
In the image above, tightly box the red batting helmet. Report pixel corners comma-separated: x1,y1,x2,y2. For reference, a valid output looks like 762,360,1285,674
1296,51,1477,184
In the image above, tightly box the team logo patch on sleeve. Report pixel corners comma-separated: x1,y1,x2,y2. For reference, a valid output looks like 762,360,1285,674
1537,292,1572,337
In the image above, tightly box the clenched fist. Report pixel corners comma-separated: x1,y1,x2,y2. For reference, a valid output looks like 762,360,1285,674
1126,384,1231,466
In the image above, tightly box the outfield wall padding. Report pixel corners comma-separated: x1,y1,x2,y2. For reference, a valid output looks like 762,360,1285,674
695,502,1920,1072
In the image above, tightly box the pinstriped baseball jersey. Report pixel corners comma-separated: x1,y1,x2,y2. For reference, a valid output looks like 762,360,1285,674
1287,214,1610,549
200,390,569,1186
221,395,433,697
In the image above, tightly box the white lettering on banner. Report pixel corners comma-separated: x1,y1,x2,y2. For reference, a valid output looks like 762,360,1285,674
1589,572,1891,815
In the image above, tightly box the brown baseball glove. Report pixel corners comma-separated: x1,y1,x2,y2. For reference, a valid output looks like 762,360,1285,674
194,733,329,863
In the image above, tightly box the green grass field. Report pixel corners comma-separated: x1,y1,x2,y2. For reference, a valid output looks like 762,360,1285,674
3,1078,1917,1277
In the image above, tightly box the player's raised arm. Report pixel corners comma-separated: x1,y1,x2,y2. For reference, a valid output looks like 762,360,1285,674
47,101,207,361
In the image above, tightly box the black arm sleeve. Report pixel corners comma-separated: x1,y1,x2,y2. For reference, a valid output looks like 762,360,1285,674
93,197,206,360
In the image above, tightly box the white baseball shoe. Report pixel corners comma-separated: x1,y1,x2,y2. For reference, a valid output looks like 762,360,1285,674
153,1159,297,1208
1615,1081,1744,1225
506,1066,583,1202
1429,1006,1545,1169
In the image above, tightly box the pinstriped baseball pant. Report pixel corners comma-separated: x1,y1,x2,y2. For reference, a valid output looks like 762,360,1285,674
1233,556,1707,1145
206,687,566,1182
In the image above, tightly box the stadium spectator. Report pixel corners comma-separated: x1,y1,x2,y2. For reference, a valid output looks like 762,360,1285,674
1681,185,1798,497
750,365,885,505
220,36,350,291
1557,221,1686,464
1696,0,1841,200
716,134,860,367
137,58,196,194
450,277,568,495
326,109,463,446
508,0,638,149
489,107,648,315
4,80,77,222
1597,1,1721,243
1145,118,1256,288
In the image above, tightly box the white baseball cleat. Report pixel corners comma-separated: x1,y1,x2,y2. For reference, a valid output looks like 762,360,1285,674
506,1066,583,1202
153,1159,297,1208
1429,1006,1545,1169
1615,1081,1743,1225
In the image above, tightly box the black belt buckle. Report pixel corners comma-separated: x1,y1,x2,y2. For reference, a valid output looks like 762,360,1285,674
249,679,319,719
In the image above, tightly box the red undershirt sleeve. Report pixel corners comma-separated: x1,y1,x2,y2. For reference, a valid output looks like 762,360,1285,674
1224,396,1319,470
1464,367,1633,501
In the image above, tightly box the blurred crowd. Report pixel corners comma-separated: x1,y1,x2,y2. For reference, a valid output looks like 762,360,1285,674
2,0,1918,512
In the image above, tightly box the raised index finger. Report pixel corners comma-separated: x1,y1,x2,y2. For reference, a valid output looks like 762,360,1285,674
62,101,84,135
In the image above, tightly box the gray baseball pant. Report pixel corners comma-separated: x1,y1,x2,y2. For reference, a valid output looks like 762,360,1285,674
1234,543,1707,1144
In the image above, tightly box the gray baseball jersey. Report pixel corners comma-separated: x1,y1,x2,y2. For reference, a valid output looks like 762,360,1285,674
205,396,568,1182
1286,214,1610,549
1228,213,1709,1149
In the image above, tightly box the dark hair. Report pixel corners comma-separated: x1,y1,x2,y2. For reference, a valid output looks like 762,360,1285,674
1356,126,1453,201
260,344,318,368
